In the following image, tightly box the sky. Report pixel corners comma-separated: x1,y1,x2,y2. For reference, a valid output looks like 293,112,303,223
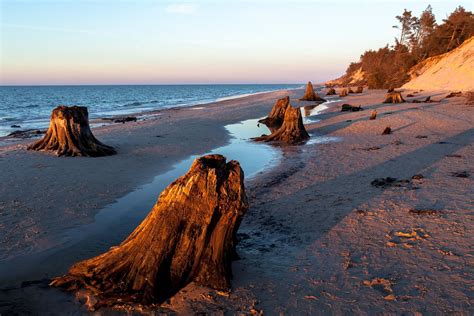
0,0,471,85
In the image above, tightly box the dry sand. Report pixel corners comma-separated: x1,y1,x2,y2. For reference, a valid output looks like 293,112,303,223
403,36,474,92
0,88,473,314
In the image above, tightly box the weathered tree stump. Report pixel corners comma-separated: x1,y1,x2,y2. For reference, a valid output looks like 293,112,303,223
465,91,474,105
339,89,348,97
348,88,355,94
356,86,364,93
50,154,248,308
299,81,326,102
341,104,362,112
387,88,395,93
369,110,377,120
258,96,290,128
254,105,309,144
27,106,116,157
382,126,392,135
383,91,405,104
326,88,336,95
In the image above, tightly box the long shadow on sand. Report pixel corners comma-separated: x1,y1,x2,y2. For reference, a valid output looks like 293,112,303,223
307,99,449,136
242,127,473,267
1,123,471,313
236,127,473,313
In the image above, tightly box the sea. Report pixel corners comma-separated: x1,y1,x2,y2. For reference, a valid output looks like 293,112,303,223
0,84,302,137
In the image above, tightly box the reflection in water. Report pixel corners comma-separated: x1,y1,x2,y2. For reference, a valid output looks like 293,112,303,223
300,97,343,145
63,118,280,248
0,118,281,290
0,111,343,312
301,97,341,124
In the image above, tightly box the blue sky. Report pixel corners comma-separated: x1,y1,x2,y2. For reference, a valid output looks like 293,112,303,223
0,0,471,85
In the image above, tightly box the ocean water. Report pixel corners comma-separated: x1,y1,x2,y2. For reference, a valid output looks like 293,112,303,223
0,84,301,137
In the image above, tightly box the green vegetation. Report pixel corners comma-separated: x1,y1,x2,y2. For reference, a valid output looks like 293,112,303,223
345,5,474,89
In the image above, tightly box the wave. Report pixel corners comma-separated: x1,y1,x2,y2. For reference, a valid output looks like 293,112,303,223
0,117,16,122
122,100,161,107
0,85,303,136
215,85,303,103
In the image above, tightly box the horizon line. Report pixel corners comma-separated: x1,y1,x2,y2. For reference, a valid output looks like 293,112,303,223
0,82,311,87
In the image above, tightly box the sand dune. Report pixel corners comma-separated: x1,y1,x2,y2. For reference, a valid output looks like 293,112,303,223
403,36,474,92
325,67,366,87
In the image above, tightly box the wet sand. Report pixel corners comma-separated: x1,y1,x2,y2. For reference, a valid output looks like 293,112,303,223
0,88,473,314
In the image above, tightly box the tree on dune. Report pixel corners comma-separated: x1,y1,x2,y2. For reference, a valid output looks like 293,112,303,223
336,5,474,89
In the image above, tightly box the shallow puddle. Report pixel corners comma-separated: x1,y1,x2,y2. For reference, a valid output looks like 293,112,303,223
0,109,340,313
301,97,341,124
64,118,280,245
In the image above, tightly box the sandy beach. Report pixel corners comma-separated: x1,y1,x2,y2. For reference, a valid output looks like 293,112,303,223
0,87,472,314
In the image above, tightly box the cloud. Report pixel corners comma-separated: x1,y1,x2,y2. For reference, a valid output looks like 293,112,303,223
165,3,197,15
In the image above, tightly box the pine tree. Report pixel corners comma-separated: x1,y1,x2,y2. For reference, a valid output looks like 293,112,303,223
393,9,418,47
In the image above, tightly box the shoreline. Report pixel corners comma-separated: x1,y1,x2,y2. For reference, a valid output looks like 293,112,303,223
0,84,305,139
1,87,472,314
0,88,303,262
0,117,282,288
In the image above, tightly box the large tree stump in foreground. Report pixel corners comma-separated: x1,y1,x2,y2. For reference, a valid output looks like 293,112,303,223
27,106,116,157
50,154,248,308
258,96,290,128
383,91,405,104
299,81,326,102
254,105,309,144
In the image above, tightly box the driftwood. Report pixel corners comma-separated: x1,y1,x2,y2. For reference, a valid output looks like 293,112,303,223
339,89,348,97
382,126,392,135
50,154,248,308
326,88,336,95
258,96,290,128
356,86,364,93
445,91,462,98
341,104,362,112
8,129,45,139
27,106,116,157
254,105,309,144
412,96,438,103
299,81,326,102
348,88,355,94
114,116,137,124
369,110,377,120
383,91,405,104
